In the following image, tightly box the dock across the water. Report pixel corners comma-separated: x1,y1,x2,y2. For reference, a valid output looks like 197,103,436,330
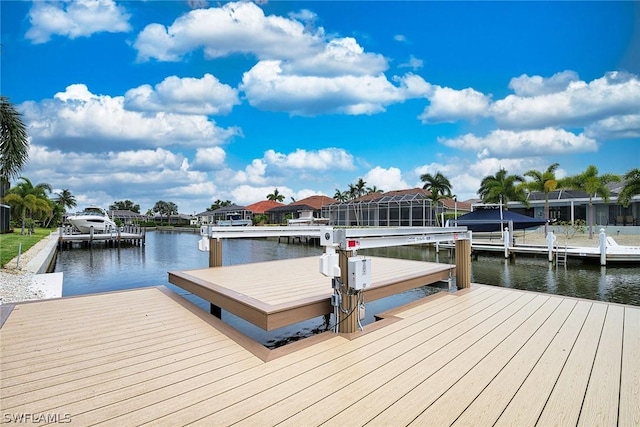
58,225,145,248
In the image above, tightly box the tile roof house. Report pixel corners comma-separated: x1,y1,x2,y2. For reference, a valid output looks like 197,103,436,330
266,195,335,224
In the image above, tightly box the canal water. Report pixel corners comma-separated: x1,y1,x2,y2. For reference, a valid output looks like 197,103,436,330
54,230,639,347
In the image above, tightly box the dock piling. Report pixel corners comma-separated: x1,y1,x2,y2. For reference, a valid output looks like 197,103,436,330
209,237,223,318
455,239,471,289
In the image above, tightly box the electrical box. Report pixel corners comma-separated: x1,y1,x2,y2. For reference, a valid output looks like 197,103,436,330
348,256,371,290
319,252,341,277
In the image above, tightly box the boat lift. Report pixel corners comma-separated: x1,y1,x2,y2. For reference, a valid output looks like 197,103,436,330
199,225,472,333
317,227,471,333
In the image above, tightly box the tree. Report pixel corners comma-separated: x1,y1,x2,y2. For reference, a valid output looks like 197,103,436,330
522,163,561,220
4,177,52,234
366,185,383,194
0,96,29,198
427,189,448,226
267,188,285,202
109,200,140,213
618,168,640,208
354,178,367,198
420,171,452,197
478,168,527,208
207,200,231,211
153,200,169,224
333,189,349,202
55,189,77,212
563,165,621,238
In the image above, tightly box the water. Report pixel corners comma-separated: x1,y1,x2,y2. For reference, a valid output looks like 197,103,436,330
54,230,639,347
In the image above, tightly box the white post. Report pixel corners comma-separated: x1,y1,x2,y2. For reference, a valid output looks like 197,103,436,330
546,231,556,262
598,228,607,266
503,227,510,259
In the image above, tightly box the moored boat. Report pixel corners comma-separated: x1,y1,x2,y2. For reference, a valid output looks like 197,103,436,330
67,207,117,233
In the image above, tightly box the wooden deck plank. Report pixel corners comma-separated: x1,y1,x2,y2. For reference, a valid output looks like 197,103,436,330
225,289,519,426
478,300,592,427
181,289,528,425
75,338,348,426
512,301,606,427
2,341,246,410
1,277,635,426
619,306,640,427
113,287,515,426
272,290,545,427
577,304,624,427
360,298,562,425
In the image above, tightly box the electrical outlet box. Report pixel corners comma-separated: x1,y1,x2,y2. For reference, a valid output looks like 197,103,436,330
319,252,341,277
348,256,371,290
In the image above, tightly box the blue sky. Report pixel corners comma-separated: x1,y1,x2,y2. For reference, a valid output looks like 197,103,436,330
2,0,639,215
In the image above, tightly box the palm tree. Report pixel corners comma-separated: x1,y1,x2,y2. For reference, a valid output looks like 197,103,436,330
55,189,77,212
618,168,640,208
420,171,452,197
267,188,285,202
427,189,448,226
333,188,349,202
563,165,621,238
4,177,52,234
478,168,527,208
0,96,29,198
522,163,561,220
354,178,367,198
366,185,383,194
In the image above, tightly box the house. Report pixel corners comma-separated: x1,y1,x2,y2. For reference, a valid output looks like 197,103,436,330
322,188,472,227
244,200,285,224
508,180,639,226
108,209,146,225
267,195,335,225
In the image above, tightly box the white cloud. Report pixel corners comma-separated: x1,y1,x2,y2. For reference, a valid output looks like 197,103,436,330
398,55,424,71
492,71,640,129
192,147,226,170
363,166,409,192
439,128,598,158
230,185,293,205
585,114,640,140
508,70,580,97
124,74,240,115
26,0,131,44
241,60,429,115
20,84,240,151
263,148,355,170
134,1,323,62
281,37,388,77
419,86,491,123
232,159,268,185
22,143,212,214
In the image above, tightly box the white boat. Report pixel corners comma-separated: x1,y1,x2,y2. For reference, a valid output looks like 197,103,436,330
287,210,330,226
217,213,252,226
67,207,117,233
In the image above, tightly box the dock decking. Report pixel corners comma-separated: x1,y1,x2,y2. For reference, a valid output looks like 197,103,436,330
1,284,638,426
169,256,455,330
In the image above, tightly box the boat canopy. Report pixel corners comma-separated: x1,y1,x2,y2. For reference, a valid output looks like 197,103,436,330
451,208,547,232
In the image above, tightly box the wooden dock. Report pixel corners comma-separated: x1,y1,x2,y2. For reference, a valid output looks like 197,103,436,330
1,284,638,426
169,256,454,330
58,225,145,248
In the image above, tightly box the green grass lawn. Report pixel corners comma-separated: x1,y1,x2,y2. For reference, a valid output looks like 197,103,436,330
0,228,50,268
